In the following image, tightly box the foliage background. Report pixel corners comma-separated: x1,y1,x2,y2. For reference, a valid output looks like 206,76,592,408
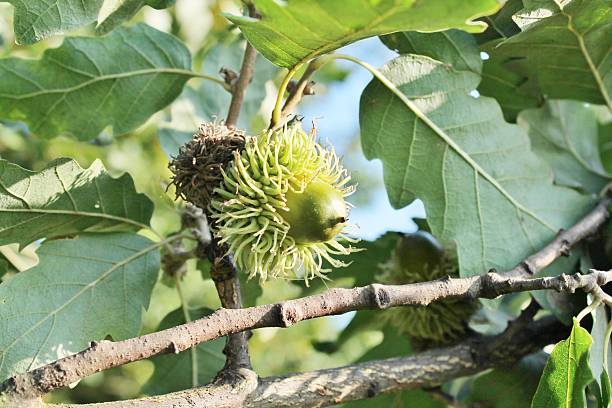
0,0,610,406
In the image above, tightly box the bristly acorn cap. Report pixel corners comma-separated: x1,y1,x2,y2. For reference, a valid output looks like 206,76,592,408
169,122,246,211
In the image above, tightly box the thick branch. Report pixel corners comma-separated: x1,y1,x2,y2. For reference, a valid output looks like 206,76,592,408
1,200,608,399
42,315,565,408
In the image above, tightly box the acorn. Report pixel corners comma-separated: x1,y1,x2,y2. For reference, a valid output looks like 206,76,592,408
170,121,357,282
377,232,477,345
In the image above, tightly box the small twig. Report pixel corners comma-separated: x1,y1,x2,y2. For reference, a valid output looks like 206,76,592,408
225,4,259,127
1,200,608,399
278,60,320,123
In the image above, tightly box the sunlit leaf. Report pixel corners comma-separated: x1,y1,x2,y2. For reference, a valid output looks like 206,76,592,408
226,0,500,68
359,53,592,276
0,158,153,247
0,24,193,140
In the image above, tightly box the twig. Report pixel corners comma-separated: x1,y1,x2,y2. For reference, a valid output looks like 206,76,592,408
277,60,319,123
0,199,608,399
225,4,258,127
41,316,567,408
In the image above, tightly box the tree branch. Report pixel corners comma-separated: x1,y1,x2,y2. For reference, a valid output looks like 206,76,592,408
225,3,258,127
1,199,608,400
38,315,566,408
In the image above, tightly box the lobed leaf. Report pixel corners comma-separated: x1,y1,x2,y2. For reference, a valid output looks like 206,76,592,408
359,53,592,277
0,24,193,140
0,233,160,381
0,158,153,248
226,0,500,69
499,0,612,109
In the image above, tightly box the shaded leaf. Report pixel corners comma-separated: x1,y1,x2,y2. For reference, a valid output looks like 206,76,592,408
475,0,522,43
359,53,592,277
478,39,543,122
531,318,594,408
0,24,193,140
0,158,153,248
519,100,610,193
143,307,225,395
499,0,612,109
0,233,160,381
226,0,500,68
381,29,482,74
468,352,547,407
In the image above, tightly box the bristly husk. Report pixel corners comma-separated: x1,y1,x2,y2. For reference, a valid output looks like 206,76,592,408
377,235,477,345
169,122,246,211
209,123,358,283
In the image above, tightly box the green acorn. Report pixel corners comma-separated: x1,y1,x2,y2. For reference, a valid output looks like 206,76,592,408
170,121,357,282
377,231,477,345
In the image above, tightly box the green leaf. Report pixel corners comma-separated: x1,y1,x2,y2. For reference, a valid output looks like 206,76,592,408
0,24,193,140
2,0,103,44
478,39,543,122
2,0,175,44
226,0,500,69
359,53,592,277
380,29,482,74
475,0,522,43
468,352,547,407
599,121,612,173
519,100,610,193
602,371,611,408
0,233,160,381
0,158,153,248
143,307,225,395
531,318,594,408
499,0,612,110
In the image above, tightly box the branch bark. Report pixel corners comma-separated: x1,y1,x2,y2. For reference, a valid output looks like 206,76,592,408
0,199,608,400
225,4,258,127
39,315,566,408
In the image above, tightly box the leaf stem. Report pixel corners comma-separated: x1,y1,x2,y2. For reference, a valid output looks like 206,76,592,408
191,72,232,92
270,63,303,128
576,297,602,323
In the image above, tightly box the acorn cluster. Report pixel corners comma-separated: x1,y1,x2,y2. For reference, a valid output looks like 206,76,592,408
377,231,477,345
170,121,357,282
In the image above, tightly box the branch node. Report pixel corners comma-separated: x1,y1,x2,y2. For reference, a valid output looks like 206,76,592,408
279,304,300,327
168,341,180,355
371,284,391,309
